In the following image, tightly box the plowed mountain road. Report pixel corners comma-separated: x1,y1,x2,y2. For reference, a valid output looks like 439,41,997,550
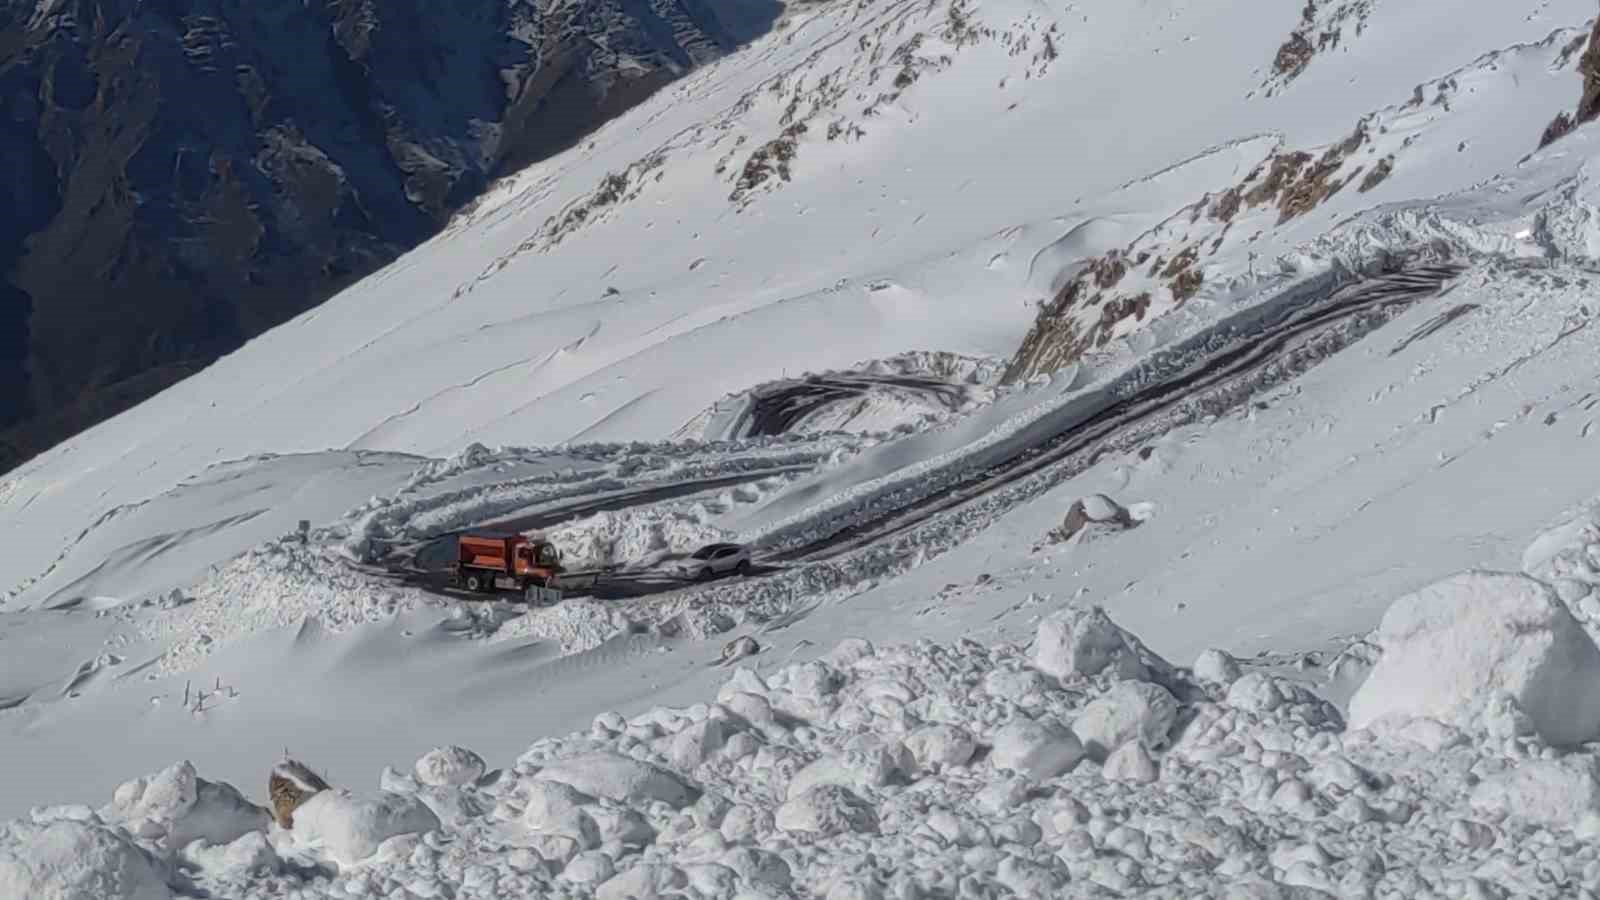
372,470,796,599
379,260,1466,605
736,373,967,437
769,261,1468,562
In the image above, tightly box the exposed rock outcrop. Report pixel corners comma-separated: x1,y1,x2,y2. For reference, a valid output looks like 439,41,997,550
0,0,776,473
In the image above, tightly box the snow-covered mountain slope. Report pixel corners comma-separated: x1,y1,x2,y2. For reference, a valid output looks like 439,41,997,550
3,0,1592,610
9,0,1600,895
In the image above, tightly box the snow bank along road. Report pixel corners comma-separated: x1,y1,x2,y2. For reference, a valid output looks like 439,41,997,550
378,468,801,600
766,259,1469,563
374,259,1465,610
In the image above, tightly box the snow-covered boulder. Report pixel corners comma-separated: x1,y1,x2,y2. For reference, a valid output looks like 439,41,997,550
292,789,442,867
1033,605,1151,681
1055,494,1140,542
787,742,911,799
595,863,689,900
1348,571,1600,746
1225,673,1283,714
534,752,700,808
413,746,486,787
903,724,977,771
102,762,269,850
266,760,329,829
671,718,736,770
0,819,171,900
1521,507,1600,600
180,831,280,878
1071,681,1178,760
521,780,600,846
989,718,1085,779
1469,758,1600,828
562,851,616,884
1193,648,1242,685
775,785,878,836
1102,742,1159,784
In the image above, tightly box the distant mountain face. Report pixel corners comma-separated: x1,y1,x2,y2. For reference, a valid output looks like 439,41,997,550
0,0,776,472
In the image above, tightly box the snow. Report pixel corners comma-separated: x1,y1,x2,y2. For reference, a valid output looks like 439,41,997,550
533,752,701,808
988,718,1085,780
101,761,270,851
413,746,487,788
1348,570,1600,747
0,817,171,900
9,0,1600,894
289,789,442,868
19,605,1600,896
1469,757,1600,828
1192,648,1243,686
1032,604,1157,682
1069,681,1180,761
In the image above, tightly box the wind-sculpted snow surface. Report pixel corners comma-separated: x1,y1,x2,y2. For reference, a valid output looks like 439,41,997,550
15,594,1600,898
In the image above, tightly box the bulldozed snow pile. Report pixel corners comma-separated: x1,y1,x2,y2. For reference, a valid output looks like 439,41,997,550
13,580,1600,898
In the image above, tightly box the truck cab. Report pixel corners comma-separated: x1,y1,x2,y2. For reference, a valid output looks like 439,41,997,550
515,541,562,574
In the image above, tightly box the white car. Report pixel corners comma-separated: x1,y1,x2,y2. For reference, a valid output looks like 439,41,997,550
678,542,753,580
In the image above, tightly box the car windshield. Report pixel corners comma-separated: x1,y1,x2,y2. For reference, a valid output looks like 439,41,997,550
691,546,720,560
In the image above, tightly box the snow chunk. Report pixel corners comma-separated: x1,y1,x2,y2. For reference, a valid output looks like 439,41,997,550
535,752,701,808
1071,681,1178,761
990,718,1085,779
521,781,600,846
0,819,171,900
413,746,486,787
1033,605,1151,681
787,740,911,799
181,831,280,878
1348,571,1600,746
102,761,269,850
595,863,688,900
775,784,879,836
1225,673,1283,714
1469,758,1600,828
1101,742,1159,784
903,724,977,771
671,718,736,771
1193,648,1242,685
292,789,442,867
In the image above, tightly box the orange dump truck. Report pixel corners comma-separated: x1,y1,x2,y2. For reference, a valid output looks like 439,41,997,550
452,532,601,597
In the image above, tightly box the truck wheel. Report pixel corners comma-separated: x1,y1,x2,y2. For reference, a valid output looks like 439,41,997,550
465,572,486,593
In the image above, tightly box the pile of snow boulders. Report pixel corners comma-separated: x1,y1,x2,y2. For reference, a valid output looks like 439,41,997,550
14,581,1600,897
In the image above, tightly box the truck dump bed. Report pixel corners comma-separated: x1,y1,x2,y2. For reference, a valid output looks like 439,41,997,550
458,533,521,571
